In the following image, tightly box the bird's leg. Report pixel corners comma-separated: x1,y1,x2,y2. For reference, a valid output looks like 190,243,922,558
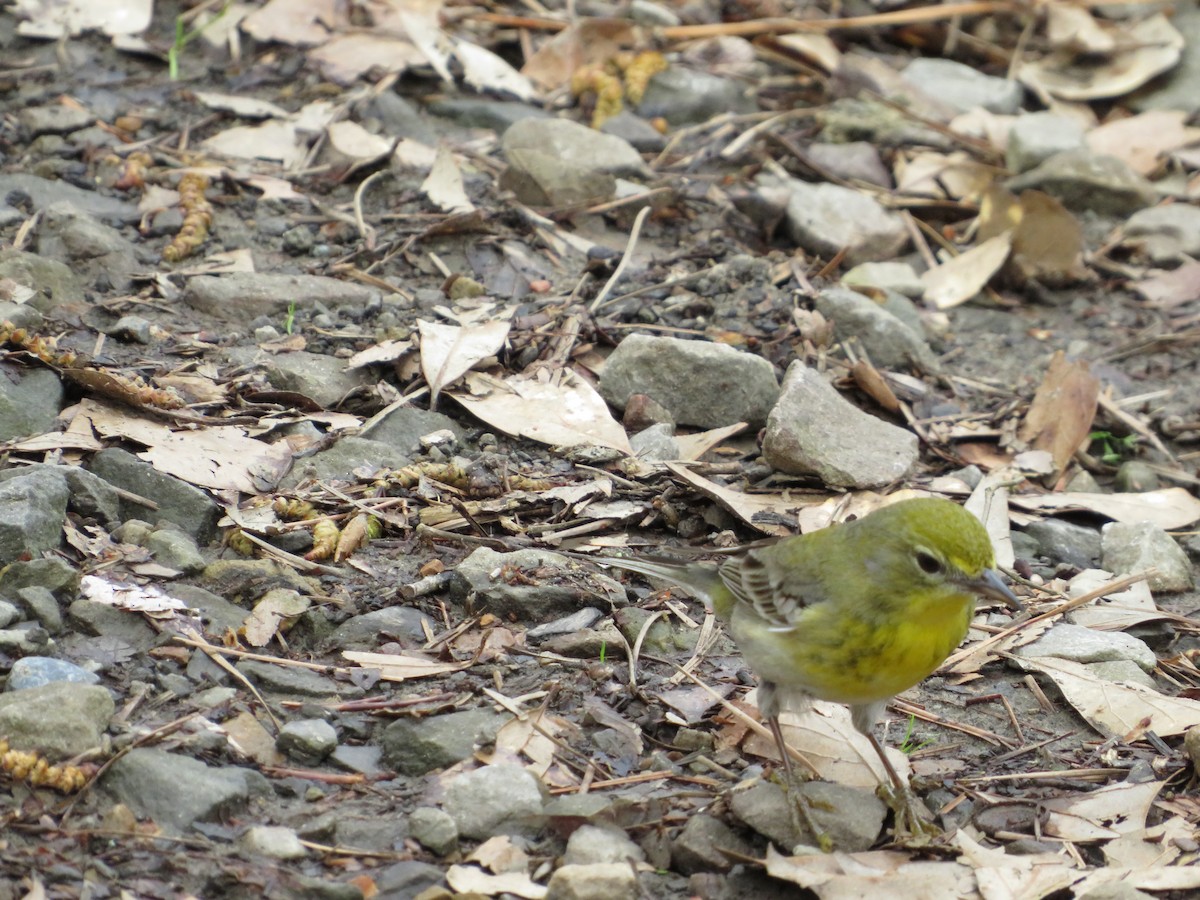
766,713,832,852
759,681,831,853
864,730,940,841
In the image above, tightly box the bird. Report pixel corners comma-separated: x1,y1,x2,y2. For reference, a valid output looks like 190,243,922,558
584,496,1022,846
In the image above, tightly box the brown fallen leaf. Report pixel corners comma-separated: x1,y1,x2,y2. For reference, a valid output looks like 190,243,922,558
1017,350,1099,479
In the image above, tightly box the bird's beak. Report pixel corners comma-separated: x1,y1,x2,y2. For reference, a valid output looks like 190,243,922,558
974,568,1024,612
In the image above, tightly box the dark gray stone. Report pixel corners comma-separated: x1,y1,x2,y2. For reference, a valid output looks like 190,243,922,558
89,448,221,544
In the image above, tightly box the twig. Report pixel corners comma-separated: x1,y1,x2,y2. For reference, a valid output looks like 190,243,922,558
590,205,651,313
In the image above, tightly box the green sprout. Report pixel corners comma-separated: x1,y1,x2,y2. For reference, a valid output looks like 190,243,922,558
898,715,934,756
284,301,297,335
1088,430,1138,466
168,1,232,81
599,641,607,664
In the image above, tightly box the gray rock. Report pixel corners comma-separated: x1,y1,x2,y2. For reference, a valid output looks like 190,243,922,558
67,597,159,650
89,448,221,544
821,97,950,150
0,599,18,628
0,626,50,655
368,91,438,143
670,813,754,874
101,747,269,833
375,860,446,898
1022,518,1101,569
526,607,604,641
201,558,318,600
443,763,546,839
408,806,459,856
629,0,681,27
146,527,207,575
0,466,121,529
452,546,622,620
774,177,908,266
0,174,138,223
0,248,84,313
226,347,371,410
762,362,919,488
329,744,385,778
380,707,509,775
599,333,779,429
564,824,645,864
814,287,937,372
637,68,755,125
1129,5,1200,113
426,98,552,134
546,862,639,900
1016,623,1156,671
240,825,307,860
1005,113,1087,173
235,659,361,700
630,422,679,461
0,468,70,563
1101,520,1194,592
0,362,63,441
327,605,435,650
0,682,114,758
183,272,379,321
804,141,893,188
169,584,250,636
501,118,650,206
1113,461,1160,493
841,261,925,298
276,718,338,763
6,656,98,691
110,314,154,343
0,556,79,600
37,202,139,291
333,815,408,853
599,110,667,153
359,406,465,452
282,436,412,489
1088,659,1156,690
19,104,93,137
729,780,886,852
903,58,1024,115
1122,204,1200,264
1005,149,1158,216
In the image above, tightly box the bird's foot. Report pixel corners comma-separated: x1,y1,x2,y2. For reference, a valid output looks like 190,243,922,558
876,781,942,845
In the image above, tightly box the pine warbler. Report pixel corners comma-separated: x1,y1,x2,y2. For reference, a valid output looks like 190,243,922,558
590,497,1021,843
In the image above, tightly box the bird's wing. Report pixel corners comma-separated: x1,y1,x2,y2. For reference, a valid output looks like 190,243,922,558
717,543,829,630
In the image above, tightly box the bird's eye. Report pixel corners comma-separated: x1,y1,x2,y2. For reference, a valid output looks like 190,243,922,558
916,551,943,575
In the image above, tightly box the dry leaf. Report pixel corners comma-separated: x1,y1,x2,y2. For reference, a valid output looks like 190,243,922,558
1010,488,1200,530
1009,190,1085,283
445,865,546,900
76,399,295,493
419,318,510,405
664,462,816,536
452,370,633,454
421,147,475,214
241,591,310,647
456,39,534,101
1042,779,1162,842
1132,261,1200,309
1017,351,1099,478
1087,110,1200,176
342,650,473,681
1014,656,1200,738
1018,13,1183,101
921,232,1013,310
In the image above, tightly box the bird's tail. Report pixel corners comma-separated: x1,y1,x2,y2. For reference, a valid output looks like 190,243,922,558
590,554,730,613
